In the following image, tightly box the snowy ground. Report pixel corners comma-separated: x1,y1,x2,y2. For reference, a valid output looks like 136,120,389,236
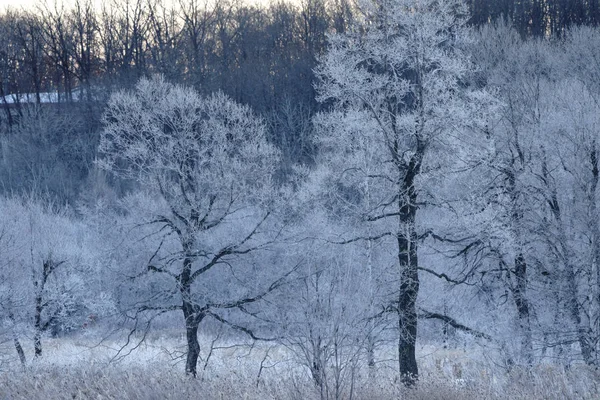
0,331,598,399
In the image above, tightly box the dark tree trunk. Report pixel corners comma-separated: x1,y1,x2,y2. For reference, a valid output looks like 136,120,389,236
33,259,57,358
397,228,419,386
180,253,205,376
8,312,26,367
513,253,533,364
397,148,422,386
0,81,14,127
589,146,600,366
14,336,26,367
34,293,43,357
367,333,375,373
184,312,202,376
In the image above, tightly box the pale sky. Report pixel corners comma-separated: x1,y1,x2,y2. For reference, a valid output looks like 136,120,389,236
1,0,40,11
0,0,103,13
0,0,274,12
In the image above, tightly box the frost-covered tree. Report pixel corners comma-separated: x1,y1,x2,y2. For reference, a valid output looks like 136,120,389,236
534,77,600,366
98,75,284,376
0,195,103,363
314,0,493,384
465,23,600,367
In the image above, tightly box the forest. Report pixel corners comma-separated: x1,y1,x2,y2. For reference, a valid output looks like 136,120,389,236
1,0,600,398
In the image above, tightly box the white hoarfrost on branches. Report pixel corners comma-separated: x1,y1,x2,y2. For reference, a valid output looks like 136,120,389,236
99,74,278,208
97,75,284,377
313,0,496,385
0,196,106,364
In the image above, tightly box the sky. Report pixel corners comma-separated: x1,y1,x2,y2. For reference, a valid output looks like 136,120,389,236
0,0,102,12
1,0,40,11
0,0,273,12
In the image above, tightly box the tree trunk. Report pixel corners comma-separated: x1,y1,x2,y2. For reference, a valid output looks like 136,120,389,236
505,164,533,365
34,291,43,357
8,312,26,367
589,145,600,365
180,252,204,376
0,80,14,127
513,253,533,365
542,150,592,365
397,150,422,386
184,313,202,376
14,336,26,367
397,226,419,386
367,334,375,373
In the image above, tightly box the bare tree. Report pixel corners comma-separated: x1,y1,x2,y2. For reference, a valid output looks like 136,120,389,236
313,0,493,385
98,75,287,376
0,195,98,360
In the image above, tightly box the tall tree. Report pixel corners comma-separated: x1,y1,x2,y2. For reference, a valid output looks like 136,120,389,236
98,75,286,376
314,0,492,385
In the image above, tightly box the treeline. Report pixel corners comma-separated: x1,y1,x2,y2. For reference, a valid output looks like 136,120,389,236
0,0,345,117
0,0,349,200
1,0,599,204
467,0,600,36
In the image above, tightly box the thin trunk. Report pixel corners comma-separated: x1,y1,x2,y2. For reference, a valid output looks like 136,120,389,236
14,336,26,367
34,291,43,357
506,165,533,365
513,253,533,365
553,200,593,365
8,312,26,367
33,259,57,358
542,149,587,364
0,80,14,127
367,335,375,371
364,172,376,378
589,145,600,365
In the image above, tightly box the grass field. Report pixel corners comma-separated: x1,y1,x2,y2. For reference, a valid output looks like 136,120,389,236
1,331,599,399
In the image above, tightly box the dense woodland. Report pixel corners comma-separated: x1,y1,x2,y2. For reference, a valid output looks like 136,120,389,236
2,0,600,397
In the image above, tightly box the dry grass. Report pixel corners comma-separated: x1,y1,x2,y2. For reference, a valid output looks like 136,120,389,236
0,335,598,399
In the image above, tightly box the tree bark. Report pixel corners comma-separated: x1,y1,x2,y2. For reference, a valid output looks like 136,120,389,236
34,292,43,357
513,253,533,365
396,149,422,386
8,312,26,367
184,313,202,376
588,145,600,366
180,253,204,376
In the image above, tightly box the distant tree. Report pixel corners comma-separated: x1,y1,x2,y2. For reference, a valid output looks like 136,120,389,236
69,0,99,102
178,0,218,89
146,0,183,81
0,106,95,203
469,22,600,367
0,195,103,361
38,1,76,103
12,11,47,104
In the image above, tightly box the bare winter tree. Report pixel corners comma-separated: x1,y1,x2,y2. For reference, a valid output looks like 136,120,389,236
313,0,493,385
0,195,102,360
98,75,286,376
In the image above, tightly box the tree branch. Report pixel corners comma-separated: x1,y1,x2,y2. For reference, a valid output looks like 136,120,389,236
190,213,271,281
419,308,492,340
418,266,476,286
327,231,394,245
206,311,277,341
366,211,401,222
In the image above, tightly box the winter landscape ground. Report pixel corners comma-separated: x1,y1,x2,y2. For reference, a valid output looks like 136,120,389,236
1,328,599,399
3,0,600,398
